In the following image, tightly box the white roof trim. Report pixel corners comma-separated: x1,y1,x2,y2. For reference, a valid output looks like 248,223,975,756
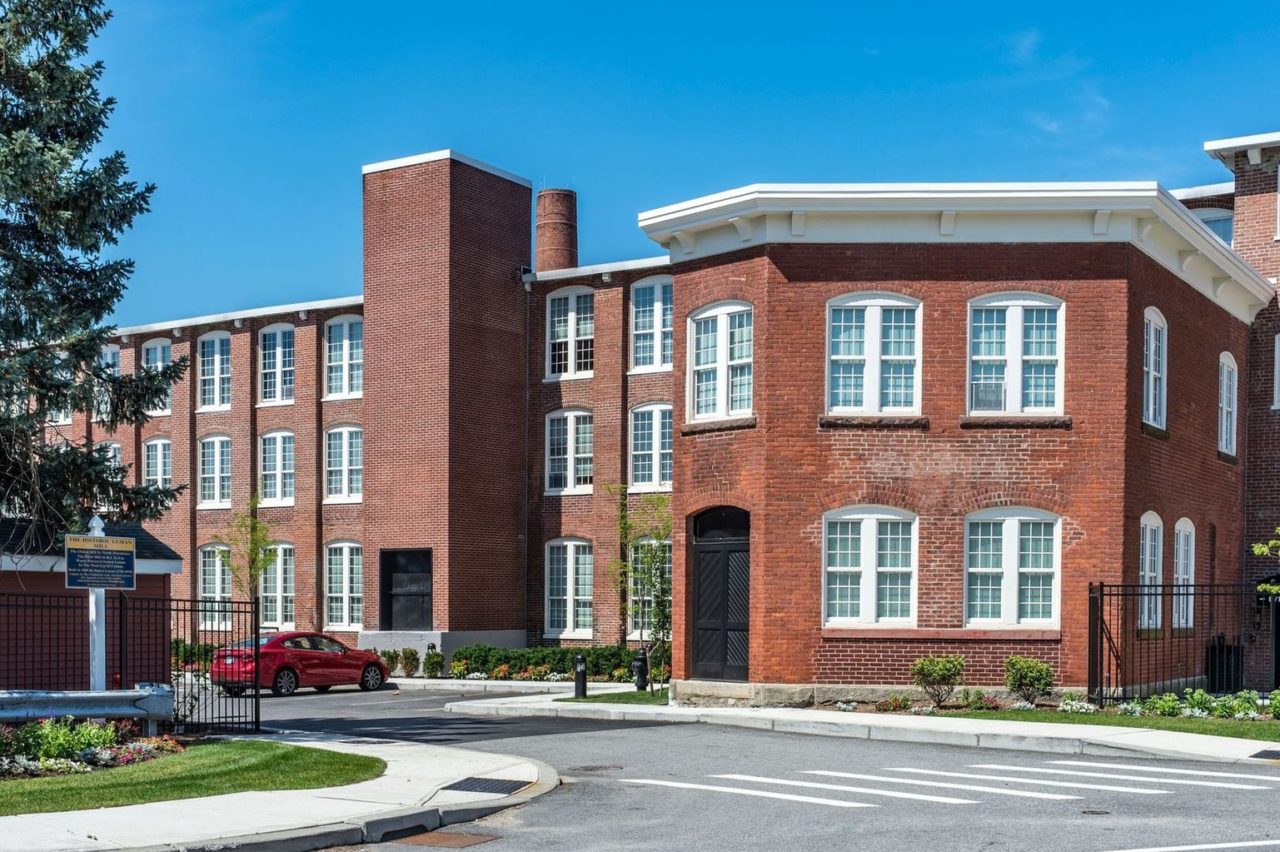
115,295,362,338
361,149,532,188
1,553,182,575
1204,132,1280,166
525,256,669,283
637,181,1274,323
1170,181,1234,201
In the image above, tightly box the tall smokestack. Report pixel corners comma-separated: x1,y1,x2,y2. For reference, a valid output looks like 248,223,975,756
535,188,578,272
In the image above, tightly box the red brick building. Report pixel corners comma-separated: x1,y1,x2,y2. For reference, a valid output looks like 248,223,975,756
70,131,1280,701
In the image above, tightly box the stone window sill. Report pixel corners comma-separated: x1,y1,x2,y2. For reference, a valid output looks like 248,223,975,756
681,416,757,436
1218,450,1238,465
960,416,1072,430
1141,421,1169,440
819,415,929,430
821,627,1061,641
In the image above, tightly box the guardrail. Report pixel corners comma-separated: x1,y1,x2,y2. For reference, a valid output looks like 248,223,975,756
0,684,174,735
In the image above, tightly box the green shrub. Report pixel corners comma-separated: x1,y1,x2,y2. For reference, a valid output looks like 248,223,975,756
449,660,467,678
1184,688,1216,713
400,648,421,677
910,655,965,708
960,688,999,711
4,718,118,760
876,692,912,712
378,648,402,676
1003,655,1054,704
447,644,636,678
1213,690,1260,719
1142,692,1182,717
1269,689,1280,716
423,651,445,678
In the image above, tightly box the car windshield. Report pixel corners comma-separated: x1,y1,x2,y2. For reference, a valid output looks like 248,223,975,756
227,636,275,649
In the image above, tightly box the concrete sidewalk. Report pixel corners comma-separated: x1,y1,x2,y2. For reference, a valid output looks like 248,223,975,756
446,692,1279,764
386,676,633,695
0,731,559,852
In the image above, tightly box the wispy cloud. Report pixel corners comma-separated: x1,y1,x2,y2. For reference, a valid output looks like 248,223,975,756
1028,112,1062,134
1004,29,1042,65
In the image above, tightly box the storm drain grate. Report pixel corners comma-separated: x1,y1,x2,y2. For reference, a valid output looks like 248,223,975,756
1251,749,1280,760
441,777,531,795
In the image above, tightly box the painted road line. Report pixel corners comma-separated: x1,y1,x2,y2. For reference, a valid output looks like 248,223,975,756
620,779,875,808
1052,761,1280,782
970,764,1271,791
711,774,978,804
802,770,1080,801
1100,840,1280,852
887,768,1171,795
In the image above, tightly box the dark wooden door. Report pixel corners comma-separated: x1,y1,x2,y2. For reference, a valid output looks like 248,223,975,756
692,539,749,681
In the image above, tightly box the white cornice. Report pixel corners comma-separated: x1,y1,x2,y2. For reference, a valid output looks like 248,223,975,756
524,255,670,283
1204,132,1280,167
113,295,363,339
637,182,1275,323
1170,181,1234,201
361,149,532,188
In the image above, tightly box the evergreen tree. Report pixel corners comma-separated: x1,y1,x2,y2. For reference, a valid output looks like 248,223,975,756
0,0,186,549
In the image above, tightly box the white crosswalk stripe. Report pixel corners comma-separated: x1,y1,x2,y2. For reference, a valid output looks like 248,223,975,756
711,773,978,804
621,779,875,808
1100,841,1280,852
1052,761,1280,782
802,770,1080,800
970,764,1272,790
887,767,1171,794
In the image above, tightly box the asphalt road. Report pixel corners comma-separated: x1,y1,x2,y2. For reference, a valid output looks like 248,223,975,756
265,687,1280,852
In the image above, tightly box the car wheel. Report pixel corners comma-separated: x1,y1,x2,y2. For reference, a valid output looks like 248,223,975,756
359,664,383,692
223,685,245,697
313,685,332,693
272,667,299,697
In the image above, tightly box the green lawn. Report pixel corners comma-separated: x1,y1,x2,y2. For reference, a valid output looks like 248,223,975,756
559,688,670,705
0,739,385,816
951,709,1280,742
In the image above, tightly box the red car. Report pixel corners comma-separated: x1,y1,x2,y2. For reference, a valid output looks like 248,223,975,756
211,632,388,697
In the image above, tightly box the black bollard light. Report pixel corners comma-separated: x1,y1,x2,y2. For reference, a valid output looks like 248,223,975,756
574,653,587,699
632,647,649,691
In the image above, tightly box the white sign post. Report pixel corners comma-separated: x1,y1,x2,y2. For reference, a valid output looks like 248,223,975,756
88,515,107,691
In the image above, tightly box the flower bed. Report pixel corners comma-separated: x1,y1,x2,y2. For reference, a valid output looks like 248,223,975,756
370,643,671,685
0,718,183,779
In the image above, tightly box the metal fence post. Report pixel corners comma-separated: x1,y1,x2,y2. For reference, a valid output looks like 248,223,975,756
118,592,127,691
252,598,261,732
1088,583,1101,705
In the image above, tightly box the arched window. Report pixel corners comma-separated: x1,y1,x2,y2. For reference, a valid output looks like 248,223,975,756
198,435,232,508
1139,511,1163,630
828,293,921,414
1142,308,1167,428
631,276,673,372
324,425,363,502
546,286,595,379
1192,207,1233,244
1173,518,1195,629
968,293,1063,415
823,506,917,626
324,315,364,399
259,323,296,404
688,301,753,421
1219,352,1237,456
325,542,363,628
141,338,172,415
260,431,296,505
261,543,295,628
964,507,1061,626
142,438,172,488
629,403,673,491
545,537,593,638
198,545,232,628
545,409,593,495
197,331,232,410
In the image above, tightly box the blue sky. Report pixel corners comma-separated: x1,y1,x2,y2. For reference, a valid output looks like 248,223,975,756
98,1,1275,325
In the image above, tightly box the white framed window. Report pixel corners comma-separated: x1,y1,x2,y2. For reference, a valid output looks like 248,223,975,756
198,545,232,628
545,538,593,638
324,426,363,502
546,286,595,379
95,345,120,421
1142,308,1167,429
198,436,232,508
629,403,673,492
141,338,172,415
142,438,172,488
325,542,363,628
822,506,917,627
631,277,673,372
259,324,295,404
198,332,232,410
964,507,1061,626
1139,511,1163,630
325,315,364,399
1192,207,1233,244
259,431,295,506
628,539,672,638
828,293,921,414
261,543,295,628
1219,352,1237,455
688,301,753,421
99,441,121,467
1173,518,1195,630
968,293,1063,415
545,409,593,495
1274,335,1280,410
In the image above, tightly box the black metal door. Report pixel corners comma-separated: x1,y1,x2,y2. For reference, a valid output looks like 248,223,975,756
379,549,432,630
692,539,749,681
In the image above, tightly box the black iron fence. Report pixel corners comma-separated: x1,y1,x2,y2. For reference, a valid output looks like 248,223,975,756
0,591,259,732
1088,582,1251,705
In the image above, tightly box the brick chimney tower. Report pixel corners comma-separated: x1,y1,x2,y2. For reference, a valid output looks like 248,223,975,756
535,188,578,272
